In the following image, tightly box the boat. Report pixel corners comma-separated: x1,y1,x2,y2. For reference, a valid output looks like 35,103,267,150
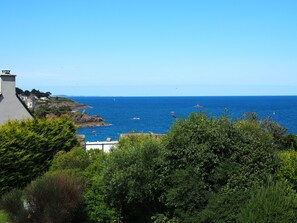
194,104,202,108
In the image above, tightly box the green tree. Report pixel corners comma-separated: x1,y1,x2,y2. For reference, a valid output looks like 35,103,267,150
0,117,78,195
83,149,118,223
277,150,297,191
103,135,165,223
162,113,278,222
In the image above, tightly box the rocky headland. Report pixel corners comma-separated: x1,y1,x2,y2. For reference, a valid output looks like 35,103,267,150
35,97,109,127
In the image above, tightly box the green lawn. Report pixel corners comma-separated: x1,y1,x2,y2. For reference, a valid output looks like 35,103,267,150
0,211,9,223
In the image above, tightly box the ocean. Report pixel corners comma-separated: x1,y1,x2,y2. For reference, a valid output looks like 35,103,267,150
68,96,297,142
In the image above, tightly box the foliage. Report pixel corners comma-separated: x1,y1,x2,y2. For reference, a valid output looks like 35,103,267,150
24,172,83,223
103,135,165,223
0,189,27,223
0,210,10,223
83,149,118,223
282,134,297,150
196,189,251,223
0,118,78,195
277,150,297,191
151,214,180,223
238,180,297,223
243,112,288,149
49,148,118,223
16,87,51,98
162,112,278,222
1,173,83,223
34,106,72,118
50,147,90,176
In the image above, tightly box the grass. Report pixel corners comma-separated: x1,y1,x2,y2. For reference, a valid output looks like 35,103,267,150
0,210,9,223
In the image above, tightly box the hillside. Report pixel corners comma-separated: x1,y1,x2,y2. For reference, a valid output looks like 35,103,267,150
35,97,109,127
17,88,108,127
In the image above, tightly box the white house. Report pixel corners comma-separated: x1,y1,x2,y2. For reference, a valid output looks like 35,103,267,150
0,70,33,125
85,140,118,152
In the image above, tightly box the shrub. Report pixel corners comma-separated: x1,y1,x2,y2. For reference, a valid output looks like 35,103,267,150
24,172,84,223
0,210,10,223
238,180,297,223
277,150,297,191
162,113,278,222
49,148,118,223
1,173,83,223
83,149,118,223
103,135,165,223
0,118,78,195
0,189,27,223
50,147,90,176
282,134,297,150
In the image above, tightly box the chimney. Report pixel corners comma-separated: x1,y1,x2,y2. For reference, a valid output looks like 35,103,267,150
0,70,16,96
2,70,11,74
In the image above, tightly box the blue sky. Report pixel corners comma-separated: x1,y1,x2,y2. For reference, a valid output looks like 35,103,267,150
1,0,296,96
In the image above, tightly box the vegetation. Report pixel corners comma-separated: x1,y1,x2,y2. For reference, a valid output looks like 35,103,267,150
16,87,51,98
49,148,118,223
238,179,297,223
0,210,9,223
0,117,78,195
103,135,165,222
1,112,297,222
1,173,84,223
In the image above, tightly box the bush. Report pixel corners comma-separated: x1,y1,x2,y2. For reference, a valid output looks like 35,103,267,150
0,210,10,223
277,150,297,191
49,147,118,223
0,172,84,223
50,147,90,177
83,150,118,223
162,113,278,222
0,189,27,223
282,134,297,150
24,172,83,223
0,118,78,195
103,135,165,223
238,180,297,223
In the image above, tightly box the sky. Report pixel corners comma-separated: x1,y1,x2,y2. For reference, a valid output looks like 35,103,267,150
1,0,297,96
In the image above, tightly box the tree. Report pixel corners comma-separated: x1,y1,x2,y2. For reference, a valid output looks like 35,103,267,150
0,117,78,195
277,150,297,191
16,87,23,95
161,112,279,222
103,135,165,223
83,149,118,223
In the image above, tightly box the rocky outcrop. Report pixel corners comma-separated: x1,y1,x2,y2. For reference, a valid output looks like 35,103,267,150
69,112,110,128
40,97,109,128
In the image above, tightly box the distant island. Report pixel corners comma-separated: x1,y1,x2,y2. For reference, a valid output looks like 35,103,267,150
17,88,109,128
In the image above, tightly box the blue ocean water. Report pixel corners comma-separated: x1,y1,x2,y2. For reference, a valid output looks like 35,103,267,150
68,96,297,142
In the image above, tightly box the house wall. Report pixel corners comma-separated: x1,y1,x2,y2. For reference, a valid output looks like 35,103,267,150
85,141,118,152
0,74,33,125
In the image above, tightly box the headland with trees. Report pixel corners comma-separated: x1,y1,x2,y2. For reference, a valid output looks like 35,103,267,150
16,88,108,128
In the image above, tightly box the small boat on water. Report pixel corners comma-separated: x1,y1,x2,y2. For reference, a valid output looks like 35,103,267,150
194,104,202,108
171,111,176,118
132,117,140,120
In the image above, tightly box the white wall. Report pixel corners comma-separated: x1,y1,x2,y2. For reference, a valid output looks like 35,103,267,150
86,141,118,152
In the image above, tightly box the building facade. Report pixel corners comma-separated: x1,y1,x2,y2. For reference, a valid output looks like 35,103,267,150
0,70,33,125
